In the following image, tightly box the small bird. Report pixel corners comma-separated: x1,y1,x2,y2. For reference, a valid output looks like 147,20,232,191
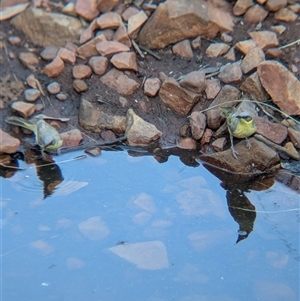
6,116,63,154
220,107,257,158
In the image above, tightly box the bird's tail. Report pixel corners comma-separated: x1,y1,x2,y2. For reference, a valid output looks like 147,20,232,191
6,116,36,132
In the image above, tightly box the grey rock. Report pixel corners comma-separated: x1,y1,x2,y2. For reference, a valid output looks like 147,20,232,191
47,82,61,94
24,88,41,102
189,111,206,140
179,71,206,93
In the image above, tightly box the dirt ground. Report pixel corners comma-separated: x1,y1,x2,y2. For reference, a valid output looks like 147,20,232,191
1,1,300,154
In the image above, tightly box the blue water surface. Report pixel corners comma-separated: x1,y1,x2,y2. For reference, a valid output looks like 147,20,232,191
1,150,299,301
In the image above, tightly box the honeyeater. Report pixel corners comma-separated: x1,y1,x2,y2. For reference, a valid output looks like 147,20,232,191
220,107,257,158
6,116,63,154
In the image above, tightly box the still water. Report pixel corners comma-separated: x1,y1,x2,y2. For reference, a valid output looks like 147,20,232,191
1,149,299,301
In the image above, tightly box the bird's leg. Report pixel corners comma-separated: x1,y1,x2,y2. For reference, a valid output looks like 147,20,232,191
229,131,238,158
245,138,251,149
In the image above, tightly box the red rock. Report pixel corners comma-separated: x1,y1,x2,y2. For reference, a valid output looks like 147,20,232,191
96,40,130,57
254,117,288,144
75,0,100,21
288,128,300,149
233,0,254,16
179,71,206,93
97,0,120,13
235,39,256,54
88,56,108,75
274,7,298,21
73,79,88,93
110,52,138,71
73,65,92,79
249,30,279,50
18,52,39,70
201,128,213,144
205,43,230,58
61,129,83,147
57,47,76,64
96,12,121,29
265,47,284,58
128,10,148,39
266,0,287,11
11,101,35,118
172,40,194,58
205,79,221,99
113,22,132,48
77,34,107,59
257,61,300,116
212,137,227,152
244,4,269,23
241,47,265,74
121,6,140,21
100,68,140,96
79,19,98,44
177,137,197,150
0,129,20,154
43,56,65,77
190,111,206,140
144,78,161,97
218,62,243,83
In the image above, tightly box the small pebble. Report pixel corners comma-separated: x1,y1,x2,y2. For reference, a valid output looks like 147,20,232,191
56,93,67,101
73,79,88,93
24,88,41,102
8,36,21,46
35,103,45,111
47,82,60,94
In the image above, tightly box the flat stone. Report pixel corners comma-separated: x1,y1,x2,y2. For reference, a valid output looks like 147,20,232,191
88,56,108,75
172,40,194,58
240,71,269,101
96,40,130,57
96,12,122,29
200,138,280,174
223,46,236,61
179,71,206,93
205,79,221,100
235,39,257,55
128,10,148,39
249,30,279,50
43,56,65,78
122,6,140,21
270,25,286,35
79,98,126,133
113,22,132,48
212,137,227,152
60,129,83,147
24,88,40,102
18,52,39,71
288,127,300,149
240,47,265,74
205,43,230,58
254,117,288,144
0,129,20,154
73,64,92,79
110,52,138,71
73,79,88,93
159,77,200,116
206,85,240,129
11,8,83,47
40,45,59,61
11,101,35,118
257,61,300,116
138,0,234,49
56,93,67,101
47,82,60,94
125,109,162,146
189,111,206,140
244,4,269,23
233,0,254,16
75,0,99,21
100,68,140,96
57,47,77,64
79,19,98,44
274,7,298,21
97,0,120,13
266,0,287,11
144,78,161,97
265,47,284,58
77,34,107,59
218,62,243,83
